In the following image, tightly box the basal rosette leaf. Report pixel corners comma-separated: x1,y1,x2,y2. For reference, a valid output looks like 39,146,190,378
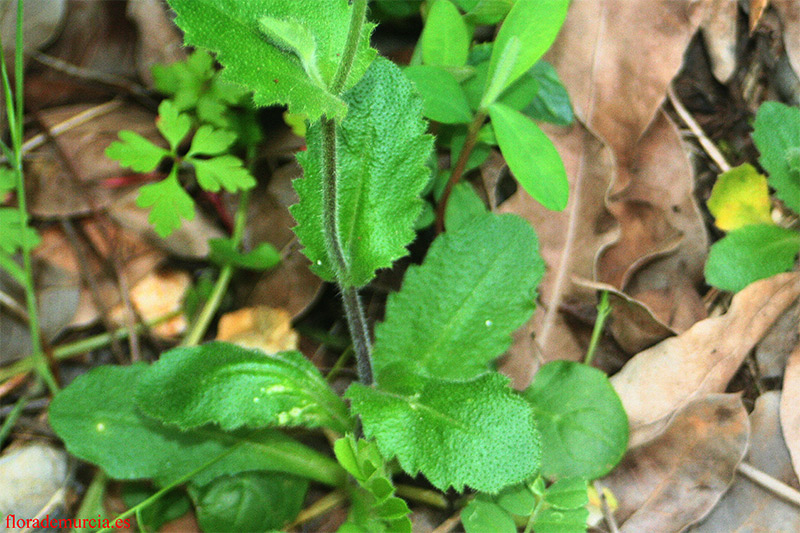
347,368,542,493
166,0,376,121
135,342,352,434
48,364,346,487
372,212,544,381
292,57,433,287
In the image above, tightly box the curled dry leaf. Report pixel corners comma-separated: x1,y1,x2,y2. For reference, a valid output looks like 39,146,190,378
612,272,800,447
780,341,800,483
701,0,739,83
603,394,749,533
216,306,299,355
690,391,800,532
755,300,800,380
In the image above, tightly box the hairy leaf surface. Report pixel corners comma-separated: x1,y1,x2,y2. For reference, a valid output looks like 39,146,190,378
136,342,351,434
166,0,376,121
48,364,345,487
372,213,543,380
293,57,433,287
347,369,541,493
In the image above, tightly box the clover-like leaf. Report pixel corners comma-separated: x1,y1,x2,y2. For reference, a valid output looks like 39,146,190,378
166,0,376,121
705,224,800,292
105,131,170,173
187,125,238,157
190,155,256,193
752,101,800,214
135,342,352,434
347,368,541,493
136,173,196,238
156,100,192,151
524,361,628,480
293,57,433,287
372,213,543,381
707,164,774,231
48,364,346,487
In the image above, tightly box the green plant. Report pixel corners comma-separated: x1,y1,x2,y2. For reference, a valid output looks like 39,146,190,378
46,1,629,531
705,102,800,292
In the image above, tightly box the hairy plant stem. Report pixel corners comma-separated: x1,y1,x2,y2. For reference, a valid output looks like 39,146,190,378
435,110,487,233
321,0,374,386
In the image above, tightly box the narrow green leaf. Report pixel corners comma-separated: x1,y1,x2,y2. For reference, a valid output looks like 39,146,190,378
165,0,376,121
464,0,513,25
187,125,238,157
208,238,280,270
705,224,800,292
481,36,521,108
752,101,800,213
293,57,433,287
0,208,40,254
135,342,352,434
523,61,574,126
462,500,517,533
48,364,346,487
421,0,470,68
190,472,308,532
484,0,569,104
347,369,542,493
190,155,256,193
156,100,192,151
523,361,628,480
372,213,543,381
490,102,568,210
404,65,473,124
136,173,196,238
105,131,170,173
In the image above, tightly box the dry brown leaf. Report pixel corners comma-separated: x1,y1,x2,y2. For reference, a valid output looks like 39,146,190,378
781,341,800,484
126,0,186,85
28,103,161,218
110,269,190,338
773,0,800,76
750,0,771,32
756,300,800,380
216,306,298,354
612,272,800,447
691,392,800,533
701,0,739,83
603,394,749,532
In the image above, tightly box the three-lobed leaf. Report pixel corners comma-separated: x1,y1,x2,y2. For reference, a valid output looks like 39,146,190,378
523,361,628,480
752,101,800,214
48,364,346,487
705,223,800,292
347,368,542,493
191,155,256,193
157,100,192,151
135,342,352,434
187,125,238,157
105,131,170,173
707,164,773,231
166,0,376,121
372,212,543,381
293,57,433,287
490,102,569,211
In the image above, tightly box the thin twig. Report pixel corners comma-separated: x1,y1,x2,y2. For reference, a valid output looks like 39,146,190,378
737,461,800,507
667,84,731,173
431,511,462,533
594,480,621,533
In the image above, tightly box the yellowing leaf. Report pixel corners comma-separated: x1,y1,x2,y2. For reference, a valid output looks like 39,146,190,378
707,163,773,231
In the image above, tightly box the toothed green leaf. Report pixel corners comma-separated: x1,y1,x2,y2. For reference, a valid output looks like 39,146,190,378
347,369,542,493
135,342,352,434
165,0,377,121
372,213,543,381
187,125,238,157
105,131,170,173
156,100,192,151
136,173,196,238
189,155,256,193
0,208,40,254
292,57,433,287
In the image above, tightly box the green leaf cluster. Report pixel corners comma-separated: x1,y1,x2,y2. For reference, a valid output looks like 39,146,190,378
334,435,412,532
705,102,800,292
166,0,376,121
348,213,546,493
105,100,256,237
